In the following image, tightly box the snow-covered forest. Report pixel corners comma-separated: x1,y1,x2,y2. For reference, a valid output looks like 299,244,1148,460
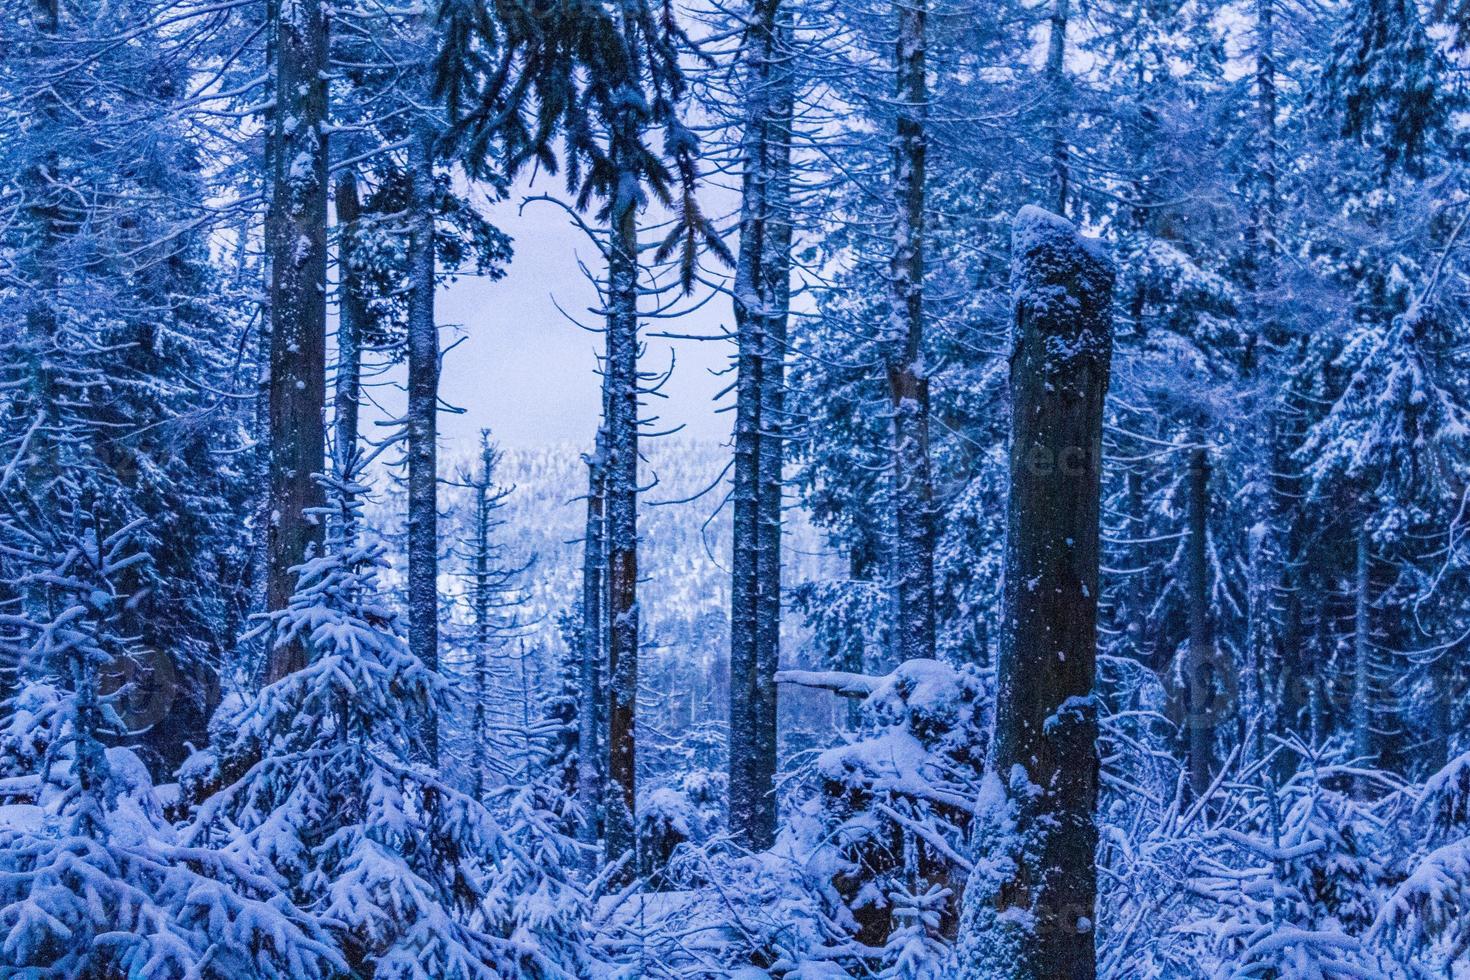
3,0,1470,974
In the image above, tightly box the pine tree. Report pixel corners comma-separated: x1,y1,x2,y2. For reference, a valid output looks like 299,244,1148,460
189,458,592,977
1185,751,1396,978
437,0,725,879
0,507,339,978
1376,749,1470,969
446,431,529,802
728,0,796,853
1324,0,1449,176
0,0,261,769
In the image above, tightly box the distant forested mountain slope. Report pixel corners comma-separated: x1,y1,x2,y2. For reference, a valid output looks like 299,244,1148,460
367,437,837,789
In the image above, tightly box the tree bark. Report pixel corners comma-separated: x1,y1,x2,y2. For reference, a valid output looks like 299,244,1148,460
470,433,494,802
264,0,329,684
1044,0,1071,215
1352,528,1372,790
1186,447,1215,802
886,0,936,664
962,206,1112,980
333,170,366,473
1428,653,1454,771
728,0,793,853
406,126,440,762
603,125,641,874
1243,0,1299,770
753,56,793,845
579,438,607,860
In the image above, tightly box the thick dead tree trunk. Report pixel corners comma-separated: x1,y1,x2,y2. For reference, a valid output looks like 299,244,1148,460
729,0,793,852
579,436,607,860
886,0,936,664
333,171,367,472
603,127,641,875
962,206,1113,980
1185,447,1215,802
264,0,329,684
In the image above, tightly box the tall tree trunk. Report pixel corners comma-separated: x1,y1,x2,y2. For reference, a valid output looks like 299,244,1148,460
4,0,63,700
1352,528,1372,789
1045,0,1070,215
249,1,277,684
845,543,875,730
887,0,936,664
1186,447,1215,802
962,206,1112,980
579,437,607,861
264,0,329,684
1242,510,1269,763
333,170,367,472
1428,653,1454,770
755,26,794,845
603,121,641,874
470,433,494,803
21,0,60,431
1244,0,1291,765
406,126,440,762
250,299,272,680
729,0,793,852
728,218,762,850
1250,0,1279,267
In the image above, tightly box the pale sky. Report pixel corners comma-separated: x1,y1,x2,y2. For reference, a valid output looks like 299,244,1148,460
428,178,737,452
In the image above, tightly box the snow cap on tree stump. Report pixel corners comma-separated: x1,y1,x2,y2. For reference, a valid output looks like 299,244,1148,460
1009,205,1114,373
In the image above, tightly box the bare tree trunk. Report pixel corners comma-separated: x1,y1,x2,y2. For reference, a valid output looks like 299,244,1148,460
887,0,936,664
1428,654,1454,770
1244,0,1294,768
844,544,874,730
250,309,272,676
21,0,61,440
962,206,1112,980
579,438,607,861
1352,529,1372,790
333,170,367,472
247,1,277,685
1251,0,1279,265
729,0,793,852
1186,447,1215,802
470,433,494,803
404,126,440,764
755,28,794,847
729,221,762,849
264,0,329,684
603,125,641,875
1244,0,1278,628
1044,0,1070,215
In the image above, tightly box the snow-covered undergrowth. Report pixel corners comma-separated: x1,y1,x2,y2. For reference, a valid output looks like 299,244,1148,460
0,471,1463,977
6,627,1470,976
